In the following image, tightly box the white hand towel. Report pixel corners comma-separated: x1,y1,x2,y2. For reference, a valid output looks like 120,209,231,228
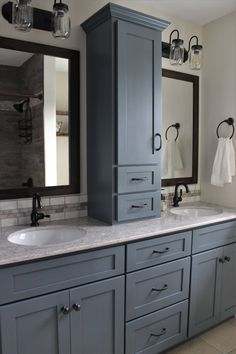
211,137,235,187
163,140,183,178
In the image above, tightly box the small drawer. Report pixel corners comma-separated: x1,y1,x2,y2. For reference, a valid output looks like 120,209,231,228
127,231,192,272
0,246,125,304
117,192,160,222
126,300,188,354
192,221,236,254
126,257,190,321
117,166,160,194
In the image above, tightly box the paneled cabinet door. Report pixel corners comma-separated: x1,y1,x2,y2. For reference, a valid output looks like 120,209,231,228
221,243,236,320
0,291,70,354
117,20,162,165
189,248,223,337
70,276,125,354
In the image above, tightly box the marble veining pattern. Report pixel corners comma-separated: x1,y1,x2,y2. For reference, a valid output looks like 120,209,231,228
0,202,235,267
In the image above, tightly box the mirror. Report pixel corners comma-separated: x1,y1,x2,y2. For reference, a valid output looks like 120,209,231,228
0,37,80,199
162,69,199,186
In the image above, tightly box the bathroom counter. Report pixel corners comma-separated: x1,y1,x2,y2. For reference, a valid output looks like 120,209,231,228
0,202,236,267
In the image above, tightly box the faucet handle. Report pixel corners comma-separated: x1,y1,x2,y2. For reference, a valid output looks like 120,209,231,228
44,214,50,218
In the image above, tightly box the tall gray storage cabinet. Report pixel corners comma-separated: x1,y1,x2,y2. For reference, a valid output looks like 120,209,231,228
82,4,169,224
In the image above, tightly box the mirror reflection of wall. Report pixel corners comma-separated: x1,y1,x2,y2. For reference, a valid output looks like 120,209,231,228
162,76,193,180
0,48,69,190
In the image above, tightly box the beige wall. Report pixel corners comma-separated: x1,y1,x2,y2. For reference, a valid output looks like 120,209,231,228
0,0,203,194
201,11,236,208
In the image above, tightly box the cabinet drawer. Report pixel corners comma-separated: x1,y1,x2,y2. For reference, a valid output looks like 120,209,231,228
0,246,125,304
192,221,236,254
126,257,190,321
126,300,188,354
127,231,192,272
117,192,160,222
117,166,160,194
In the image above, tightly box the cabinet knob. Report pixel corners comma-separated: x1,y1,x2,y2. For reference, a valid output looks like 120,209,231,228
224,256,231,262
219,258,225,263
73,303,81,311
152,247,169,255
61,306,70,315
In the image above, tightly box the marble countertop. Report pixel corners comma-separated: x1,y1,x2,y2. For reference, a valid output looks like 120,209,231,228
0,202,236,267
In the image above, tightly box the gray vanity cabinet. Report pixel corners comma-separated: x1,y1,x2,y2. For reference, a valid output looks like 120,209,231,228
189,221,236,337
0,291,71,354
82,3,169,224
0,273,125,354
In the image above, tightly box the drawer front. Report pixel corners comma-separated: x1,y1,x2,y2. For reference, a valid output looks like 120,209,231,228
127,231,192,272
0,246,125,304
126,300,188,354
192,221,236,254
117,166,160,194
117,192,160,222
126,257,190,321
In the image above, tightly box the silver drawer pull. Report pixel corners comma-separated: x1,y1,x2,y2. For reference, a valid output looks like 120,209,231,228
131,177,147,182
150,328,166,338
152,247,169,254
152,284,168,293
131,203,148,209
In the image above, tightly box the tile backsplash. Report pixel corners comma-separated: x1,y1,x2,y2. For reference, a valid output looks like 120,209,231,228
162,185,201,207
0,194,88,228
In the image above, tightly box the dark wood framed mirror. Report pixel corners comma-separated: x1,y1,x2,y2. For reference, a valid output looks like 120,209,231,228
0,36,80,199
161,69,199,186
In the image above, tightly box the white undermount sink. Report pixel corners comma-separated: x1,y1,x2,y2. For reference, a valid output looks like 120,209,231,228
170,206,223,217
7,226,86,246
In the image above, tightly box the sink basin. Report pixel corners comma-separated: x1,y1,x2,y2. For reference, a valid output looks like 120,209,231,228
170,207,223,217
8,226,86,246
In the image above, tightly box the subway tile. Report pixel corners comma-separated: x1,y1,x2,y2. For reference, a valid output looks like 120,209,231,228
18,216,31,226
50,197,65,206
65,210,80,219
17,199,32,209
0,200,17,211
79,209,88,217
65,195,80,205
1,218,18,227
79,195,88,203
50,212,65,221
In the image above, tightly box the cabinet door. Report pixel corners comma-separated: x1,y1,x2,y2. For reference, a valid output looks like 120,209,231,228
189,248,223,337
221,243,236,320
0,291,70,354
117,20,162,165
70,276,124,354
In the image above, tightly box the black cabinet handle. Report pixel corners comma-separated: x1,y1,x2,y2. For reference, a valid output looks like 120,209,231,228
224,256,231,262
150,328,166,338
153,247,169,254
154,133,162,151
219,258,225,263
152,284,168,292
61,306,70,315
73,304,81,311
131,204,147,209
131,178,147,182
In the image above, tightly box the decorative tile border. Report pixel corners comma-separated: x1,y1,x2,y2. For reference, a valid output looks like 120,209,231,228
0,194,88,227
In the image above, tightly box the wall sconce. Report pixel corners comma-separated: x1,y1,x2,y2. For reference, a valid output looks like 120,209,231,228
169,29,185,66
12,0,33,32
188,36,203,70
2,0,71,39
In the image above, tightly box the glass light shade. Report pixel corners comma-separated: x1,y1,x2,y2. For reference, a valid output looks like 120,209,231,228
169,39,184,65
12,0,33,32
189,45,203,70
52,2,71,39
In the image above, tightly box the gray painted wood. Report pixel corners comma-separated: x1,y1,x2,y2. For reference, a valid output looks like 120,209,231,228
117,20,162,165
126,300,188,354
192,221,236,254
127,231,192,272
117,165,160,194
0,246,125,304
70,276,124,354
221,243,236,320
126,257,190,320
188,248,223,337
81,3,169,34
0,291,70,354
117,192,160,221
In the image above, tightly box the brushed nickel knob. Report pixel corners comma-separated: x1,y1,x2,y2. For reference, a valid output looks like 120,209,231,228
61,306,70,315
73,303,81,311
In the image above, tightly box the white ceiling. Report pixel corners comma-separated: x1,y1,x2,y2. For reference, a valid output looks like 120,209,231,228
134,0,236,25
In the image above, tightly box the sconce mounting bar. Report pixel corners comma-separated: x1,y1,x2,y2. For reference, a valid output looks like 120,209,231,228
2,1,52,31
